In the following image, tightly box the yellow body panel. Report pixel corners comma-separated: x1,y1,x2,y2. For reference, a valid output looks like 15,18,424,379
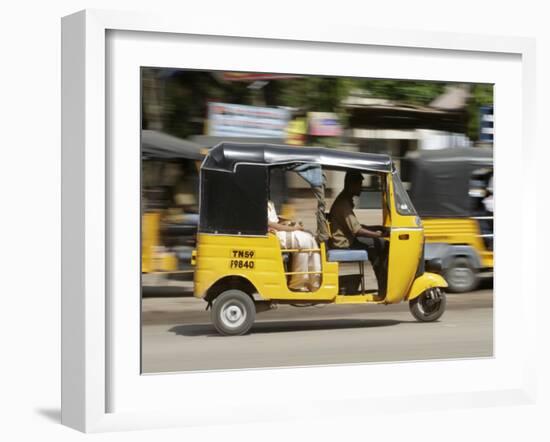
385,229,423,303
194,233,339,301
142,212,160,273
384,174,425,303
423,218,484,248
480,251,493,268
141,211,178,273
423,218,493,268
406,272,448,301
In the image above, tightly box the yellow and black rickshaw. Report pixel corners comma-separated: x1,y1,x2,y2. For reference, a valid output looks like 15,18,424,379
403,147,493,293
192,142,448,335
141,130,205,276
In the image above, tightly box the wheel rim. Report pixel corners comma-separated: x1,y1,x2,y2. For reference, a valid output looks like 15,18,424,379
447,266,474,290
220,300,247,329
417,289,442,316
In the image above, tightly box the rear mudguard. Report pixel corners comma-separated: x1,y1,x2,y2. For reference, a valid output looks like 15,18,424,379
406,272,448,301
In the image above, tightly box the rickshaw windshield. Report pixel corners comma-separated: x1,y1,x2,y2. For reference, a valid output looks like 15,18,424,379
392,172,416,216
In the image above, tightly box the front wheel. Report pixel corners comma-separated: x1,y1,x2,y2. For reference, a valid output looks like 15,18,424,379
409,288,446,322
211,289,256,336
444,257,479,293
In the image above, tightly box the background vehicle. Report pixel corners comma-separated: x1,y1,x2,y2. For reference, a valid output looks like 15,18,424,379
141,130,205,276
403,147,493,292
193,142,448,335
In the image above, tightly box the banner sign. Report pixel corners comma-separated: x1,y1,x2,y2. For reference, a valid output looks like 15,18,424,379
307,112,343,137
207,102,291,138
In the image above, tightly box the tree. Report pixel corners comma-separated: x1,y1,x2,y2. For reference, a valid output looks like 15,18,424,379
357,79,446,106
142,69,493,142
272,77,352,112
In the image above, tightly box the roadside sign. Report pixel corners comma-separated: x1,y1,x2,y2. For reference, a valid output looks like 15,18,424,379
479,105,494,143
207,102,291,138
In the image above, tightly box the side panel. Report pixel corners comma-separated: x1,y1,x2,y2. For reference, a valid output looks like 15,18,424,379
194,233,339,301
141,212,159,273
141,212,179,273
384,174,424,303
385,229,424,303
423,218,487,251
480,251,494,268
423,218,493,269
200,165,268,236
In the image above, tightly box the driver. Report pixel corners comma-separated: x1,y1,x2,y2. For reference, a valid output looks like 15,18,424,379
329,171,385,289
329,171,383,248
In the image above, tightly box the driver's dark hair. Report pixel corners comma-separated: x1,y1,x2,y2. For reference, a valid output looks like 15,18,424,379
344,171,363,189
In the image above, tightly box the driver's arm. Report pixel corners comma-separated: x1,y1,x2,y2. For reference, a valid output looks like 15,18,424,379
357,226,383,239
345,211,382,239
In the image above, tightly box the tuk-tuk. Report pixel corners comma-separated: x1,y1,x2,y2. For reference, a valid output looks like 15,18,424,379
403,147,493,293
192,143,448,335
141,130,205,275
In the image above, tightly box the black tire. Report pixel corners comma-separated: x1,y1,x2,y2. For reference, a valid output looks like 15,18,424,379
443,257,479,293
409,288,447,322
211,289,256,336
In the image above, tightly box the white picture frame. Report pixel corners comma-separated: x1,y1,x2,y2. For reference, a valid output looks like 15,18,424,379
61,9,538,433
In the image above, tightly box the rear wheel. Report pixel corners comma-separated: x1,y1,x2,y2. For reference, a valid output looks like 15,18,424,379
211,289,256,336
444,257,479,293
409,288,446,322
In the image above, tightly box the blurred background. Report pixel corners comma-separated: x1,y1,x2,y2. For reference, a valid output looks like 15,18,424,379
141,69,493,294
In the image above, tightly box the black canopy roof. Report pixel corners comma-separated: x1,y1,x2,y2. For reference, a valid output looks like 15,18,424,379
190,135,287,148
141,130,205,160
405,147,493,166
202,142,393,173
404,147,493,217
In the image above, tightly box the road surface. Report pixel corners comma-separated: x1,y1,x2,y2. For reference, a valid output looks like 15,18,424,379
141,290,493,373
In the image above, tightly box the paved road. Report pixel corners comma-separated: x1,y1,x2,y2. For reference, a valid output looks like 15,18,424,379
141,290,493,373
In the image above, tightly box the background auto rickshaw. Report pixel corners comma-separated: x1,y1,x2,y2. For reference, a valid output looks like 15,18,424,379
141,130,205,277
192,142,448,335
402,147,493,292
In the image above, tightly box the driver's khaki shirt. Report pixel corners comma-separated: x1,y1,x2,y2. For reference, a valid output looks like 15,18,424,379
329,191,361,248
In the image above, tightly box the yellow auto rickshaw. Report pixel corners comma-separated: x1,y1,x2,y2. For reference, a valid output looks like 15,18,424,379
403,148,493,292
192,143,448,335
141,130,205,276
